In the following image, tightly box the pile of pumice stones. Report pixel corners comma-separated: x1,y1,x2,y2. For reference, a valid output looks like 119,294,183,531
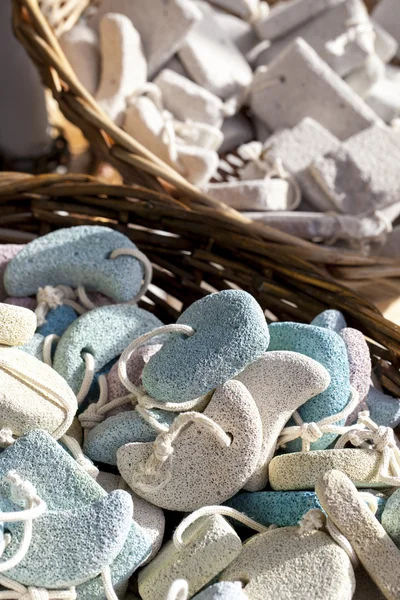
0,224,398,599
59,0,400,255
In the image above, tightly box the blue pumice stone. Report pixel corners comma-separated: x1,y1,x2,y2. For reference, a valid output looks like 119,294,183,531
84,409,175,465
53,304,163,394
267,322,351,451
4,225,144,302
225,491,322,527
142,290,270,402
37,304,78,337
311,310,347,333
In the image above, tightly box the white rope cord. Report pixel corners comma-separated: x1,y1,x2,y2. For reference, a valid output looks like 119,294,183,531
278,386,360,452
326,18,376,57
60,435,99,480
165,580,189,600
77,248,153,310
35,286,86,328
42,335,60,367
118,324,208,413
0,471,47,574
335,411,400,486
0,359,76,441
76,352,95,405
131,412,232,494
79,376,171,435
247,0,269,23
100,566,119,600
237,142,301,210
173,505,269,550
298,509,359,569
0,577,76,600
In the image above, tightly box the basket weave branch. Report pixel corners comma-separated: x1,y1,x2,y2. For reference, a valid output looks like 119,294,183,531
10,0,400,303
0,171,400,402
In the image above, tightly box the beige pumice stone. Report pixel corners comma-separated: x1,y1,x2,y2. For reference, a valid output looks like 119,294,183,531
220,526,355,600
95,13,147,125
315,469,400,600
154,69,225,128
89,0,201,77
117,380,263,511
235,351,330,491
0,302,36,346
59,21,100,96
0,347,77,440
138,515,242,600
124,95,219,185
269,448,389,491
249,38,381,142
178,1,253,100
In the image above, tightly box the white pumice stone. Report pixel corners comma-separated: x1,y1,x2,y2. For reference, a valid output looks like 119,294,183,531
89,0,202,77
124,95,218,185
235,351,330,491
59,21,100,96
254,0,375,78
154,69,226,127
138,515,242,600
316,469,400,599
202,179,295,211
372,0,400,59
249,38,382,142
239,118,341,211
178,1,253,100
373,21,399,63
254,0,345,42
366,65,400,122
345,54,386,98
117,380,263,511
207,0,262,21
95,13,147,125
0,303,36,346
212,9,259,56
220,526,355,600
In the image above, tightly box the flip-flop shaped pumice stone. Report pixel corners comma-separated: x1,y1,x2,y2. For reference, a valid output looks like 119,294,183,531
142,290,270,402
0,431,153,598
4,225,145,302
235,350,330,490
0,490,133,588
53,304,163,395
267,322,351,451
117,379,263,511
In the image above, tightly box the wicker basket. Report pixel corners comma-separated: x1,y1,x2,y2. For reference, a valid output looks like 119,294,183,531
0,170,400,403
11,0,400,306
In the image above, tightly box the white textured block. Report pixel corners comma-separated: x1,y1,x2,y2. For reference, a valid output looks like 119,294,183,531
202,179,295,211
179,1,253,100
366,66,400,122
310,124,400,214
220,113,254,153
255,0,375,78
60,21,100,96
239,118,341,211
255,0,345,42
213,9,259,55
95,14,147,125
157,55,190,79
207,0,261,20
373,0,400,59
373,21,398,63
250,38,381,141
89,0,201,77
138,515,242,600
124,96,218,185
154,69,225,127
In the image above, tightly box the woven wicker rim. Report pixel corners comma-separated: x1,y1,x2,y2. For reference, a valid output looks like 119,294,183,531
11,0,400,292
0,170,399,403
